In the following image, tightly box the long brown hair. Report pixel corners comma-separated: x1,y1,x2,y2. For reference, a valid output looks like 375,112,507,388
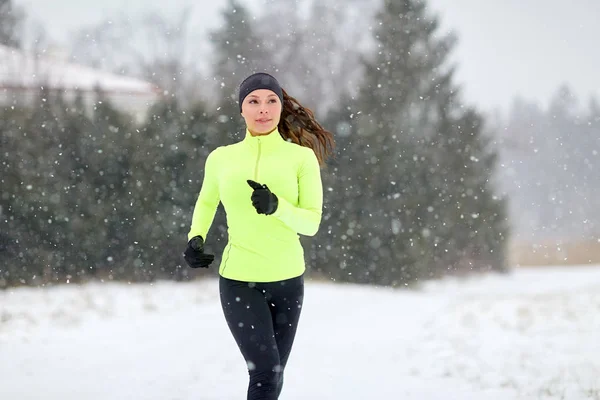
277,88,335,167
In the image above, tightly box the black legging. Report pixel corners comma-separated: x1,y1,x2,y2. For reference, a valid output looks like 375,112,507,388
219,274,304,400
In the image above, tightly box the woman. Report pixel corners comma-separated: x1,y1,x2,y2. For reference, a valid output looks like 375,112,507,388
183,72,335,399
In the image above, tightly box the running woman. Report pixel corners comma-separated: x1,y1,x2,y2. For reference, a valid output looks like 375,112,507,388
184,72,335,399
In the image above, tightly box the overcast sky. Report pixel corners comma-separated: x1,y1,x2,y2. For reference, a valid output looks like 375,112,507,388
14,0,600,113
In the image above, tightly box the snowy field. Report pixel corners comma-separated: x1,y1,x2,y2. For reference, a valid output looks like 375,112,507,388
1,266,600,400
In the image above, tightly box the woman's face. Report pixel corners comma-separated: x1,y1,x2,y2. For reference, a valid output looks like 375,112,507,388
241,89,282,135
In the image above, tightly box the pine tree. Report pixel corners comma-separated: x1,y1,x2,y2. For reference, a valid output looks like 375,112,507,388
426,90,509,274
209,0,272,136
335,0,453,285
0,0,23,48
327,0,509,285
0,101,32,286
0,86,77,285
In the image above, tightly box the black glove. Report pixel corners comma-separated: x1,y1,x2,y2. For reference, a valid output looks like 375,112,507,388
183,235,215,268
247,180,278,215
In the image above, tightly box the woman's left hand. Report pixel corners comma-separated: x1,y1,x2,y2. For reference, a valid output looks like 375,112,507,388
247,180,279,215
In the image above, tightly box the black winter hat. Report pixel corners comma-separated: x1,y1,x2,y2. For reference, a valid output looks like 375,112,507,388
238,72,283,112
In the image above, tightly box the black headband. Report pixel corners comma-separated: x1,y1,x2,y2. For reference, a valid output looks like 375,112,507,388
238,72,283,112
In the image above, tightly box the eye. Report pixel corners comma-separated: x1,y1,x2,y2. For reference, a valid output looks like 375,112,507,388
249,99,258,104
269,99,277,103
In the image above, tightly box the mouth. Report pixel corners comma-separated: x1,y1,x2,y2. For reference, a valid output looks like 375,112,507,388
256,119,271,123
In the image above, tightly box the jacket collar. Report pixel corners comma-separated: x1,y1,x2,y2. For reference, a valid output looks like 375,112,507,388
243,128,286,153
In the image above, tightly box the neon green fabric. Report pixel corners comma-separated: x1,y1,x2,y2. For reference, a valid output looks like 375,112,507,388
188,128,323,282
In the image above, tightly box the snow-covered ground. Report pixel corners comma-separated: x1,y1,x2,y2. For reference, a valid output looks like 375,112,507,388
1,266,599,400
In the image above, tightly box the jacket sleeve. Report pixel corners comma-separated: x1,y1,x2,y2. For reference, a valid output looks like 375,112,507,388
272,148,323,236
188,148,221,241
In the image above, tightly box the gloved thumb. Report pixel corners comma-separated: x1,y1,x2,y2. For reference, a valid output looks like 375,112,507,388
247,179,263,190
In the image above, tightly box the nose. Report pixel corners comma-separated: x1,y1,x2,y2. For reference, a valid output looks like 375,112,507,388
258,102,269,114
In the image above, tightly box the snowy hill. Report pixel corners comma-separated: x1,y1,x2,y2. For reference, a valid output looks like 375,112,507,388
1,266,599,399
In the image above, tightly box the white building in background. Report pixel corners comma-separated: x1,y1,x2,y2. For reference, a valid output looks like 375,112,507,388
0,44,162,123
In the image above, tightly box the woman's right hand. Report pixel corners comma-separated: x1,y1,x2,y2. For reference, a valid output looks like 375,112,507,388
183,236,215,268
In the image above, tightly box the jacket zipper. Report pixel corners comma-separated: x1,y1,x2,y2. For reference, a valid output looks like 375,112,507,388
254,138,261,180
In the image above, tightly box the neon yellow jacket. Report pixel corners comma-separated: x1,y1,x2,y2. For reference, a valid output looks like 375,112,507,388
188,128,323,282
